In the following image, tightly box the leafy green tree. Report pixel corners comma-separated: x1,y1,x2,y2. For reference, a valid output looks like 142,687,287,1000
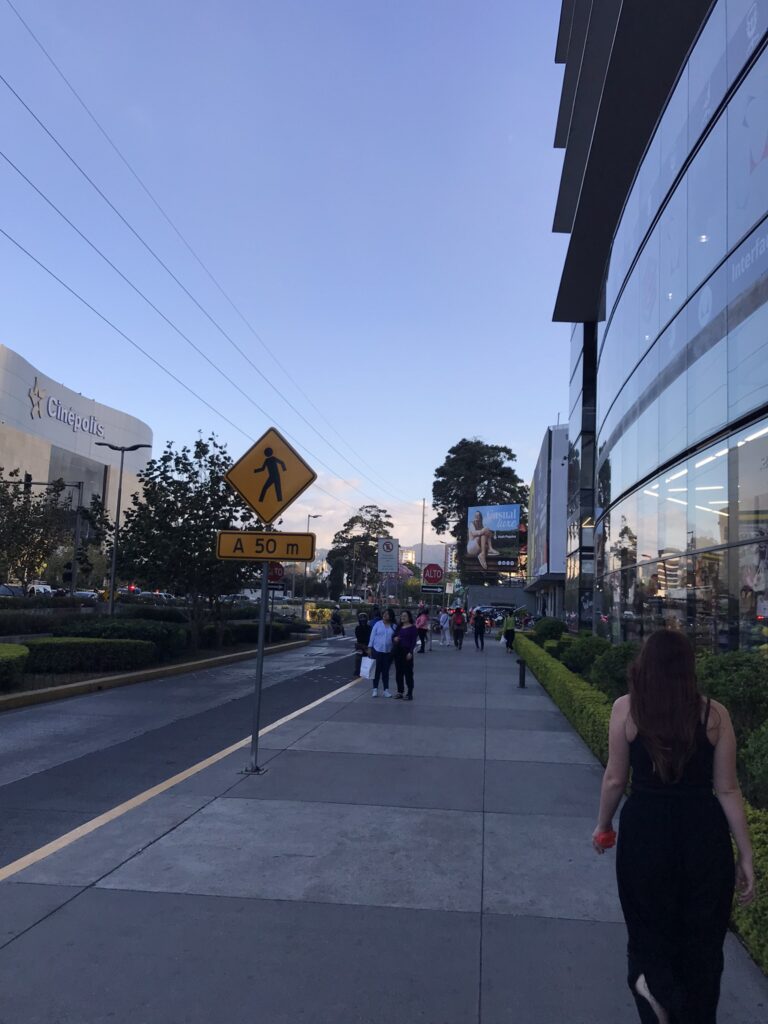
119,436,259,645
328,559,345,601
327,504,393,594
431,439,528,582
0,468,72,585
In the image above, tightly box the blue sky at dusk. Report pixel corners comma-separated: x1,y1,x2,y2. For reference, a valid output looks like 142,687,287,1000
0,0,569,547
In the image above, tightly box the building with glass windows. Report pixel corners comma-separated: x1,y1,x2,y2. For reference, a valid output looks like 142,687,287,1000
554,1,768,651
0,343,152,525
526,424,569,619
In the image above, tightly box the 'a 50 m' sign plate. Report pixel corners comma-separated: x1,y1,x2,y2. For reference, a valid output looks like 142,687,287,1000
216,531,316,562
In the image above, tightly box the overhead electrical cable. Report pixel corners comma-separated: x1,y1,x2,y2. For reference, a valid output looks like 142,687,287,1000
0,43,412,504
0,222,361,515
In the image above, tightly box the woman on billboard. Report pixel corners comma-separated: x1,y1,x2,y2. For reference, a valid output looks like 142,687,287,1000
466,510,500,570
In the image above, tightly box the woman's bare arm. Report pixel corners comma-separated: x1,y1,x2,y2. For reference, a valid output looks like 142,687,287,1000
593,695,631,852
712,701,755,904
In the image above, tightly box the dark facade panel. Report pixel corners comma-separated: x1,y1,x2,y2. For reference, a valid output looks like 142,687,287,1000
555,0,577,63
553,0,715,322
554,0,594,149
553,0,622,230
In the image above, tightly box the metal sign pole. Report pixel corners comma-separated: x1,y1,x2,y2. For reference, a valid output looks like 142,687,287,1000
245,567,270,774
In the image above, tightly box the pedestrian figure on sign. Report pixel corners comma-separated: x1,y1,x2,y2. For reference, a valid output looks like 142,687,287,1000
254,447,287,503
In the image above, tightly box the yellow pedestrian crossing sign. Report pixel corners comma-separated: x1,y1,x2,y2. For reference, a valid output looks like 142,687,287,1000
225,427,317,524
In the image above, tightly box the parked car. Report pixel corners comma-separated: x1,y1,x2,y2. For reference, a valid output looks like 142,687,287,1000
73,590,101,602
0,583,25,598
27,583,53,597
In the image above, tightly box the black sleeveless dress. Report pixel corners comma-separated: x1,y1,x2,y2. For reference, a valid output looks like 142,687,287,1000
616,700,735,1024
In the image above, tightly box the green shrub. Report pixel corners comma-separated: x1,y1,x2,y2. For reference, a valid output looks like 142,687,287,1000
0,596,88,610
532,617,566,643
52,619,187,660
543,639,560,658
514,633,612,764
120,605,190,624
23,637,155,673
697,651,768,745
742,722,768,810
561,635,611,676
731,804,768,974
0,643,30,689
200,623,235,648
589,642,639,701
0,612,62,636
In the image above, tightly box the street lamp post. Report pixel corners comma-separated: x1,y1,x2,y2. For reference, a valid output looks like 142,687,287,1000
301,513,322,621
96,442,151,615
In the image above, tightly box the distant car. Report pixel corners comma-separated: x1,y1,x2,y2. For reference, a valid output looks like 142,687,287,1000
0,583,25,598
74,590,100,602
27,583,53,597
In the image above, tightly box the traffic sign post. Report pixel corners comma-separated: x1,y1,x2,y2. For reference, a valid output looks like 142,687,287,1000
220,428,317,777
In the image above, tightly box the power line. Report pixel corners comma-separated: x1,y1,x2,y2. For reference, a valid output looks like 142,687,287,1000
0,221,361,515
0,144,391,510
0,19,412,503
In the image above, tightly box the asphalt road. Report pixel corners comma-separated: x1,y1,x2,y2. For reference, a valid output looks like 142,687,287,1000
0,636,357,869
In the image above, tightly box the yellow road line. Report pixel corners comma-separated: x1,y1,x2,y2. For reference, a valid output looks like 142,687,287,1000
0,676,362,883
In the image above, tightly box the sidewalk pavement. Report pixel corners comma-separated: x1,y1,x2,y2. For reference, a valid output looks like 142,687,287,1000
2,635,767,1023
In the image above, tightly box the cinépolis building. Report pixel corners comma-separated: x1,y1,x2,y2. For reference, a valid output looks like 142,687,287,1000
554,1,768,651
0,343,152,520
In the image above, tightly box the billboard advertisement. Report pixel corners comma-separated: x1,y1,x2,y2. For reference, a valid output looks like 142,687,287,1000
465,504,520,571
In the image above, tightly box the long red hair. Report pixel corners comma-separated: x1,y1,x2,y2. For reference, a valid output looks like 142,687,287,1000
628,630,701,783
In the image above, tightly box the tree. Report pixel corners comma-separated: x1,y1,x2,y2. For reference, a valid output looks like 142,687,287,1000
328,559,345,601
431,439,528,582
119,436,259,645
327,504,393,595
0,468,72,585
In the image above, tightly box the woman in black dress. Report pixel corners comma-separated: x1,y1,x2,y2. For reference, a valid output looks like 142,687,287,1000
592,630,754,1023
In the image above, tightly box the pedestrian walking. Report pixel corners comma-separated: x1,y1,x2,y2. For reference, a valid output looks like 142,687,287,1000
393,609,418,700
415,608,430,653
368,609,395,697
452,607,466,650
473,609,486,651
501,612,516,652
353,612,371,677
369,605,382,627
439,608,450,646
592,630,754,1024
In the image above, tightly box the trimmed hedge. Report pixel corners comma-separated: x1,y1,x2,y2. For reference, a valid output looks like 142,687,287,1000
561,635,611,676
532,617,566,643
120,606,190,624
52,619,187,660
589,642,639,701
0,612,62,636
23,637,155,673
743,722,768,810
0,643,30,689
515,633,768,976
697,651,768,746
515,633,612,764
0,596,86,610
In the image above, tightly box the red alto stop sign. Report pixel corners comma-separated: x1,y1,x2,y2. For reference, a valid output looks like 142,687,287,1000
423,563,444,584
268,562,285,583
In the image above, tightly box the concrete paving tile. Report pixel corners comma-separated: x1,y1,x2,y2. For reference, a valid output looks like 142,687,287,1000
228,749,485,811
485,707,571,732
98,798,484,912
330,701,486,729
287,720,486,759
10,793,210,887
257,716,329,749
721,932,768,1021
485,692,557,711
0,889,481,1024
0,881,82,946
400,689,486,708
0,808,92,869
485,728,597,764
483,812,623,922
484,760,604,817
481,915,637,1023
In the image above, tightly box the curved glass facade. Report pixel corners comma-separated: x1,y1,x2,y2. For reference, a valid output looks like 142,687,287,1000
594,1,768,651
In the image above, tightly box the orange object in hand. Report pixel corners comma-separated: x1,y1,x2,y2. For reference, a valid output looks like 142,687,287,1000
595,829,617,849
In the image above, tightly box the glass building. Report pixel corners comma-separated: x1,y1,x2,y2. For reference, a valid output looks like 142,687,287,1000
554,1,768,651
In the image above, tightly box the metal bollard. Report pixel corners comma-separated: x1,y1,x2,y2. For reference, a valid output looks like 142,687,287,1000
517,658,526,688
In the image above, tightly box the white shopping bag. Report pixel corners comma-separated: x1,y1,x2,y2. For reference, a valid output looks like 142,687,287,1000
360,656,376,680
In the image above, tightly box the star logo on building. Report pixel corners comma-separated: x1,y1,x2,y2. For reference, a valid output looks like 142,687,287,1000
28,377,46,419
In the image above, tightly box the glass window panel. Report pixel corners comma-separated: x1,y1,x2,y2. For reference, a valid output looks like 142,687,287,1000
691,548,731,652
656,553,692,630
617,263,641,375
620,418,639,497
734,416,768,543
688,117,727,292
580,435,595,490
620,565,642,644
661,70,689,196
687,267,729,445
727,0,768,85
570,388,583,429
659,463,689,556
727,219,768,418
595,515,608,578
738,541,768,648
658,316,688,464
635,342,661,479
641,561,666,636
637,483,661,563
727,46,768,248
659,180,688,324
687,442,730,550
689,1,727,147
597,442,612,512
637,133,663,241
637,225,661,354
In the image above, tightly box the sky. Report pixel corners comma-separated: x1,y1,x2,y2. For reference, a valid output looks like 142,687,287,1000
0,0,569,550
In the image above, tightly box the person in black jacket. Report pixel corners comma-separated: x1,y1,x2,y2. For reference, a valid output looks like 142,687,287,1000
353,612,371,677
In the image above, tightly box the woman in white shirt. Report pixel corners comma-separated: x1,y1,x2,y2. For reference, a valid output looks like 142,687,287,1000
368,609,395,697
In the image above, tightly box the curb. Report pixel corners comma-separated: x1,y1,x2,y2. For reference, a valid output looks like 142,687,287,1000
0,638,314,712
